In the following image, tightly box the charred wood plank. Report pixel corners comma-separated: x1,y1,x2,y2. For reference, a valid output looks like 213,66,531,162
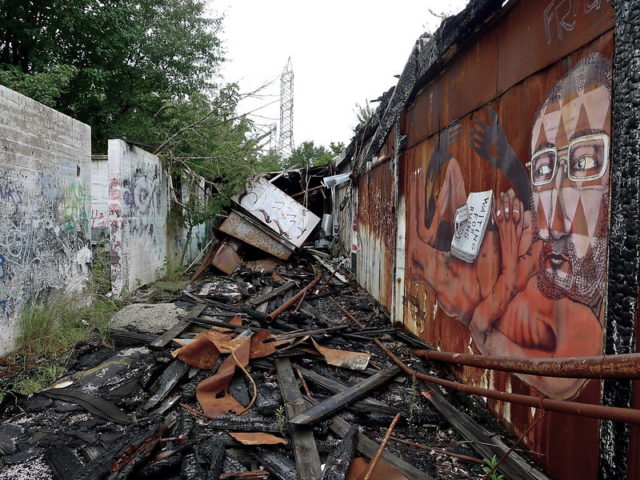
182,453,207,479
320,424,358,480
150,304,207,349
295,366,398,414
111,329,159,346
270,324,349,342
144,359,190,410
318,401,433,480
275,358,322,480
252,448,297,480
42,389,132,424
206,414,282,434
289,367,401,426
45,446,84,480
248,281,296,306
255,286,273,313
197,437,226,480
418,379,550,480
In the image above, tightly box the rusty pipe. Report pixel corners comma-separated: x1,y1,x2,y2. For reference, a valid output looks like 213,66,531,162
373,339,640,425
267,274,321,321
413,349,640,379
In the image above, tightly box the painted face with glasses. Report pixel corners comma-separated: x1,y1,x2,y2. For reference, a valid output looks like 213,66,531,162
529,65,611,308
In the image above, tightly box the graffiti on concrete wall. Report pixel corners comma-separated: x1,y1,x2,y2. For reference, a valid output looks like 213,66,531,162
107,140,168,295
408,53,611,400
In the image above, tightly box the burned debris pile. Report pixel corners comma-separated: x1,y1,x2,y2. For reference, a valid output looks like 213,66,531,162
0,172,546,480
0,255,552,480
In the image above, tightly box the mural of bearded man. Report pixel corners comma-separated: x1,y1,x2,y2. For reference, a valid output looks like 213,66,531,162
409,52,611,400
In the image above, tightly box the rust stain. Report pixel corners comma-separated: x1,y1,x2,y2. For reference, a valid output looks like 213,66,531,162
357,159,395,310
400,20,613,478
219,210,294,260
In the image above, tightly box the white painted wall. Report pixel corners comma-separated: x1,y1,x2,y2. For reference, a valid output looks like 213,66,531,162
90,156,109,240
108,140,168,295
0,85,92,354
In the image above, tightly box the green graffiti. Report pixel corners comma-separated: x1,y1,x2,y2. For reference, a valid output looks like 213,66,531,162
62,182,89,234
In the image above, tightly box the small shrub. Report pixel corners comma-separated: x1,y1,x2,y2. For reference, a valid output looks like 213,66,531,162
482,455,505,480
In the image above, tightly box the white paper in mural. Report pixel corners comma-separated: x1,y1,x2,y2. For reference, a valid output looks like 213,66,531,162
232,177,320,248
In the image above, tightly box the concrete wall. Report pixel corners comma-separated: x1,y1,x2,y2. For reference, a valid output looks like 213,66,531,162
106,141,209,294
90,156,109,240
108,140,168,294
0,85,91,355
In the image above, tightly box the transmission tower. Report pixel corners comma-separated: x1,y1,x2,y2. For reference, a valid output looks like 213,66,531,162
278,58,294,158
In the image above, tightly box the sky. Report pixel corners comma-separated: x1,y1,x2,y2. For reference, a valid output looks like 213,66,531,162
208,0,470,150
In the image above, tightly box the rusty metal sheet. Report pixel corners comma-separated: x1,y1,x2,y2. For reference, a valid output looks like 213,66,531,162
196,335,252,417
219,210,293,260
405,81,442,151
439,28,499,135
172,330,228,370
211,240,243,275
496,0,614,95
356,160,395,311
400,28,613,476
232,177,320,248
228,432,288,446
311,338,371,371
347,457,409,480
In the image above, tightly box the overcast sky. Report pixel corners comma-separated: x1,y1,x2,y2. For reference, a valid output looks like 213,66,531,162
209,0,470,150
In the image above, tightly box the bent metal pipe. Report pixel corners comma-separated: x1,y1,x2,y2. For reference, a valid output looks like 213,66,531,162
413,349,640,379
374,339,640,425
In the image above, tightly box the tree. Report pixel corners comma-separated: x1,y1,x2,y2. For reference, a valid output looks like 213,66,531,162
0,0,223,152
284,141,344,170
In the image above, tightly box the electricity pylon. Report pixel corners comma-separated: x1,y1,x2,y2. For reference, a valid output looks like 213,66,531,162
278,58,294,159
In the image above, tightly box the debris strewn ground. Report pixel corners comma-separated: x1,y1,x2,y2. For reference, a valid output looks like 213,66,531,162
0,248,544,479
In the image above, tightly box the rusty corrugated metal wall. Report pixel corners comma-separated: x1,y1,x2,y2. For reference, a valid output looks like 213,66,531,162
341,0,629,477
356,159,395,311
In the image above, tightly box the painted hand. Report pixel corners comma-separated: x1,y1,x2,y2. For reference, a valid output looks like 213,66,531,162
493,189,541,292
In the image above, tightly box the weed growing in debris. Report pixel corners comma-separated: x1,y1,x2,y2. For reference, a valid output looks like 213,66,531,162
18,294,116,359
482,455,505,480
90,237,112,295
407,374,420,428
11,363,66,396
275,405,286,433
0,293,122,396
154,257,189,292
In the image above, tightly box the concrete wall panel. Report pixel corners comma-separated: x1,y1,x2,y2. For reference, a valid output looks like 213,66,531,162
0,85,91,354
108,140,168,294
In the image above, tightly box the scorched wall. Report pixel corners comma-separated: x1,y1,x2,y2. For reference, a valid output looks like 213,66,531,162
340,0,640,477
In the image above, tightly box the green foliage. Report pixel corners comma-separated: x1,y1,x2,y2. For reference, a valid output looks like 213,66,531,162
283,141,344,170
0,64,77,107
0,0,224,152
153,256,189,292
482,455,505,480
17,294,117,359
11,363,66,396
354,100,375,128
275,405,286,433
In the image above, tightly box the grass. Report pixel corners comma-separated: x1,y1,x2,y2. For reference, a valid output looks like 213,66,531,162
153,257,189,292
17,294,116,360
0,292,123,397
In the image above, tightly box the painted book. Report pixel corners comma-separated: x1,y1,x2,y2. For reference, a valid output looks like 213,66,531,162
450,190,494,263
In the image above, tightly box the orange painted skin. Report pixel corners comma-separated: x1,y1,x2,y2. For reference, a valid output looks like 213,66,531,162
408,56,610,400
